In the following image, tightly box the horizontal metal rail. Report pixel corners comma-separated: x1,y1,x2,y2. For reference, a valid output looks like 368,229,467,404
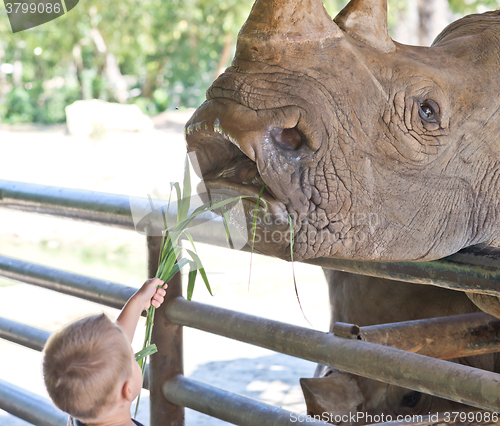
0,316,49,352
0,254,137,312
1,180,500,295
166,297,500,412
0,179,229,245
0,378,67,426
163,375,330,425
355,312,500,359
305,243,500,296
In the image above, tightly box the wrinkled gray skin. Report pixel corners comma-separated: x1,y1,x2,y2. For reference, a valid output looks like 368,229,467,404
300,271,499,424
185,0,500,421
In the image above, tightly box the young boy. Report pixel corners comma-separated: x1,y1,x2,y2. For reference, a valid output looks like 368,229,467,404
43,278,167,426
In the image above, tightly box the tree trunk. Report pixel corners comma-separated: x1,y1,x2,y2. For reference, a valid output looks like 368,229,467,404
392,0,452,46
418,0,453,46
214,33,233,80
89,26,128,103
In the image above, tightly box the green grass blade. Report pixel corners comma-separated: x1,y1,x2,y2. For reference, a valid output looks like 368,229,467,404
187,261,198,301
135,344,158,362
220,206,234,250
160,257,190,283
158,247,181,282
179,156,191,221
288,214,311,326
184,230,197,253
172,182,182,223
165,195,251,239
186,249,213,296
209,196,252,212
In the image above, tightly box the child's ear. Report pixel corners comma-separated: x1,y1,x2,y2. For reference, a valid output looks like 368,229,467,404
122,381,134,402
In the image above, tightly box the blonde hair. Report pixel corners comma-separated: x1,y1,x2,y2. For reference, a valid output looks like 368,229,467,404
42,313,132,421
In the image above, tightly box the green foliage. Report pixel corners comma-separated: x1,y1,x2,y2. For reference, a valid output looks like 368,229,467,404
0,0,254,124
1,82,79,124
0,0,499,124
448,0,500,16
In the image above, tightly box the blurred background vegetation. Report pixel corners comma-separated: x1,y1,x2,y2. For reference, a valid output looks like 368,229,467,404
0,0,498,124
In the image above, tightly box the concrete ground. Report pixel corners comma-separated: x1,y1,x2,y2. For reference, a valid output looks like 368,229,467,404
0,112,330,425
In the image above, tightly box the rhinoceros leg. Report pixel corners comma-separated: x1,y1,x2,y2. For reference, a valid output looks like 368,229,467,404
300,270,498,424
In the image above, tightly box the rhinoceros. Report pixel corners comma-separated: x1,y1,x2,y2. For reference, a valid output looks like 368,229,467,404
185,0,500,315
300,272,498,424
185,0,500,420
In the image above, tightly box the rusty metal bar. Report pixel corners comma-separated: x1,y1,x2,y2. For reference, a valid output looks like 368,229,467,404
166,297,500,412
148,235,184,426
358,312,500,359
1,180,500,295
0,378,67,426
163,375,331,425
0,254,137,312
332,322,361,339
306,244,500,296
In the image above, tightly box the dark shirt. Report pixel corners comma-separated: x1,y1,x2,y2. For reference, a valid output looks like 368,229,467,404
68,417,145,426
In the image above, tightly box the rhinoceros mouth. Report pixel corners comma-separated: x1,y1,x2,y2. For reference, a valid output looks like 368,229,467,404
187,135,289,220
202,178,287,219
185,99,293,251
185,98,296,213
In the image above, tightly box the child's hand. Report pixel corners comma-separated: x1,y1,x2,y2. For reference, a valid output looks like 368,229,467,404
136,278,168,311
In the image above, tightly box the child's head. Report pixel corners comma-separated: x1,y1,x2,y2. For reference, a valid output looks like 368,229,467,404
42,313,137,422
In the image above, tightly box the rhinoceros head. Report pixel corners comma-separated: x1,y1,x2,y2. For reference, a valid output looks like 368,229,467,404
185,0,500,262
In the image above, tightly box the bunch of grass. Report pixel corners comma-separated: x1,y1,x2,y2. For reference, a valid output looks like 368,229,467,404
134,157,243,416
134,162,305,416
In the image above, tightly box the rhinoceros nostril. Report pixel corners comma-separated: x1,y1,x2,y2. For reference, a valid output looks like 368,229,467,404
270,126,303,150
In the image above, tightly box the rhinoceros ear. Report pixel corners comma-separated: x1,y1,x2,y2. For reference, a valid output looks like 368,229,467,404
239,0,342,42
334,0,396,52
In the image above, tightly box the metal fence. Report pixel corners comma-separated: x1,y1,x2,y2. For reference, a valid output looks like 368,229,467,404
0,179,500,426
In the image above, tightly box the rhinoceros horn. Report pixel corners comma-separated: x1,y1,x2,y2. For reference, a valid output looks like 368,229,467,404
335,0,396,52
238,0,341,42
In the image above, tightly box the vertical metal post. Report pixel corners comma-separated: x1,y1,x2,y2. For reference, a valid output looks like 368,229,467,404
147,235,185,426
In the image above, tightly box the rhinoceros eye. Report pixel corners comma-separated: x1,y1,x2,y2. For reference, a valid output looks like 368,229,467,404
418,100,439,124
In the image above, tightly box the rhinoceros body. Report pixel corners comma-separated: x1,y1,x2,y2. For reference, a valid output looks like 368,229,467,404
185,0,500,419
300,271,499,424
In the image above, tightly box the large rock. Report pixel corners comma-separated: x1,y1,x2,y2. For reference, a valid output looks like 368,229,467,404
65,100,154,137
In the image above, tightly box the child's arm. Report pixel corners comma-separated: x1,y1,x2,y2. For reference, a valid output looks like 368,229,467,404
116,277,167,344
